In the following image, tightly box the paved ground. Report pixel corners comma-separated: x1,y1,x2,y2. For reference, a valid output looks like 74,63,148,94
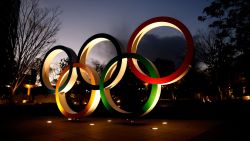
1,102,250,141
1,115,249,141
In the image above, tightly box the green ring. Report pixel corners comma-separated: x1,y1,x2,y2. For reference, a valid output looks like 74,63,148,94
100,53,161,116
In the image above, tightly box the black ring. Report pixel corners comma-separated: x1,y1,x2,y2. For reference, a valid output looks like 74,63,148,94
77,33,122,90
40,45,77,93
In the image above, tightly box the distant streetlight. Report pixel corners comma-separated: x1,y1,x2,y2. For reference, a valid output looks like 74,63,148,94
116,99,121,103
24,84,35,96
242,96,250,101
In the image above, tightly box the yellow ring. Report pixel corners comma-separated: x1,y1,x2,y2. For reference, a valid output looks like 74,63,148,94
55,63,100,118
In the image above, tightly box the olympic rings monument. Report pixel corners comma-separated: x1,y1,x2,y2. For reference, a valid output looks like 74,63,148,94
40,17,194,118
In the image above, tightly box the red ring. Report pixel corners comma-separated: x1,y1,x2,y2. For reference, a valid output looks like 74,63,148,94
127,16,194,84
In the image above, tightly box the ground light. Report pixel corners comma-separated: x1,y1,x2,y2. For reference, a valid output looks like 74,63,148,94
46,120,52,124
162,121,168,125
89,123,95,126
151,127,158,130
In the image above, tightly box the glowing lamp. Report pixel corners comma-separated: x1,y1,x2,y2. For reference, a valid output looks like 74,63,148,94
24,84,35,96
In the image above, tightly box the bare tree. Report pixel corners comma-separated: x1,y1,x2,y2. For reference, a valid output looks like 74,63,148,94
195,30,218,70
8,0,61,94
195,30,235,100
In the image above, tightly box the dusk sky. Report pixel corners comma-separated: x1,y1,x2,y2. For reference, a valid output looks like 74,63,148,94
40,0,212,66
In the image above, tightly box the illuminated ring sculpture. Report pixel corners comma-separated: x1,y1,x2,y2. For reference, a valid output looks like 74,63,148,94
55,63,100,118
77,33,122,90
100,53,161,116
41,46,77,93
128,16,194,85
41,16,194,118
